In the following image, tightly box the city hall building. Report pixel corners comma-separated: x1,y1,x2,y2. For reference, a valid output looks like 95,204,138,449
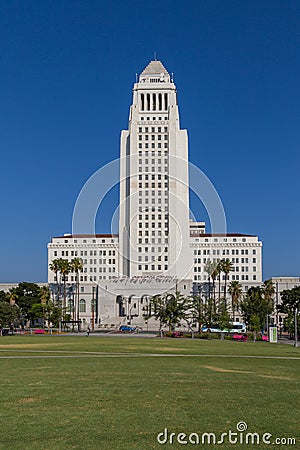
48,60,262,329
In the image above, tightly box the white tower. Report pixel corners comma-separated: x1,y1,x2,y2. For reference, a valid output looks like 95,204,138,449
119,60,192,280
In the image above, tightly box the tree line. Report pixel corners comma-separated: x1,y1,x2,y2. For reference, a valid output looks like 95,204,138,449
0,282,59,329
143,278,300,338
49,257,84,321
0,256,84,329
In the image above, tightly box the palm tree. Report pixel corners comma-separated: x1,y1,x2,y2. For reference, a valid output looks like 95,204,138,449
39,286,50,305
211,261,219,311
38,286,51,328
262,279,275,306
204,260,214,299
144,291,188,332
228,280,243,322
262,279,275,329
49,259,61,302
216,260,222,302
221,259,233,306
71,257,84,322
8,288,18,306
189,295,206,333
58,259,72,314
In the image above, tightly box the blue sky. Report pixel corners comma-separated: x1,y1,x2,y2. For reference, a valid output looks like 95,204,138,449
0,0,299,282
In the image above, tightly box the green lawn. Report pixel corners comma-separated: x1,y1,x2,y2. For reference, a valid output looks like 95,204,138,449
0,335,299,449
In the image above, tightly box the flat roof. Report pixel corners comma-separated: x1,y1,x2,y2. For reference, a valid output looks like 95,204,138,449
192,233,256,238
52,234,118,239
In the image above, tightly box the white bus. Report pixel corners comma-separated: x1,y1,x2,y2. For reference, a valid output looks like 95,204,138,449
202,322,247,334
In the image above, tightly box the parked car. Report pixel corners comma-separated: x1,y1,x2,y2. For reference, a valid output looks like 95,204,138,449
119,325,136,332
171,331,183,338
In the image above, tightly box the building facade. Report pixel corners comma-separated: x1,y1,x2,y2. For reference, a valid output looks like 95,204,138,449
47,60,263,329
48,229,262,328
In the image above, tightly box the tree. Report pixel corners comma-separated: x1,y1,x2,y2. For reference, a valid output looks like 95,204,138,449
249,314,261,342
277,286,300,338
29,303,46,324
262,279,275,307
47,305,63,328
211,261,219,308
49,259,62,302
204,260,214,299
221,259,233,306
216,298,231,340
228,280,243,322
240,286,274,331
39,286,51,305
279,287,300,311
203,297,216,329
38,286,52,328
188,295,206,333
216,260,222,302
8,288,18,306
71,257,84,322
0,301,19,328
58,259,72,313
144,291,188,332
9,282,42,324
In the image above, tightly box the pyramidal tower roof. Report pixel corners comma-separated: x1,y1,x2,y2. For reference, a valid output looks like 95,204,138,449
141,60,169,76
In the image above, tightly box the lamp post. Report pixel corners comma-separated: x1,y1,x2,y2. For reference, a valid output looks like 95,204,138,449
275,282,279,326
294,307,298,348
91,286,96,332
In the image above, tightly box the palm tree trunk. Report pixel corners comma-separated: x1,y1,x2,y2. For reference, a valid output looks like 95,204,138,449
213,280,216,313
63,276,66,314
77,273,80,323
56,271,60,303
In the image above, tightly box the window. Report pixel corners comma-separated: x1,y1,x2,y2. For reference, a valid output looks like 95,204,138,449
79,299,86,313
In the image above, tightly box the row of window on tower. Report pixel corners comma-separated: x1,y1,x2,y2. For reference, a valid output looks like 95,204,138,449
54,249,116,257
193,249,257,255
138,134,168,141
138,126,168,133
138,264,168,271
140,93,168,111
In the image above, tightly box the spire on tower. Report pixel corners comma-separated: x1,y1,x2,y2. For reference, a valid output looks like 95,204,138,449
141,60,169,76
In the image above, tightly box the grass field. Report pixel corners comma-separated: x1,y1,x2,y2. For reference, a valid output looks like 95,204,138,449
0,335,299,449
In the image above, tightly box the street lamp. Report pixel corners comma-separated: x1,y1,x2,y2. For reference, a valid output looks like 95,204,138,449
91,286,96,332
294,307,298,348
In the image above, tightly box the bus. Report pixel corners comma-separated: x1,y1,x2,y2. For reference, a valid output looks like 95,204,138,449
202,322,247,334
